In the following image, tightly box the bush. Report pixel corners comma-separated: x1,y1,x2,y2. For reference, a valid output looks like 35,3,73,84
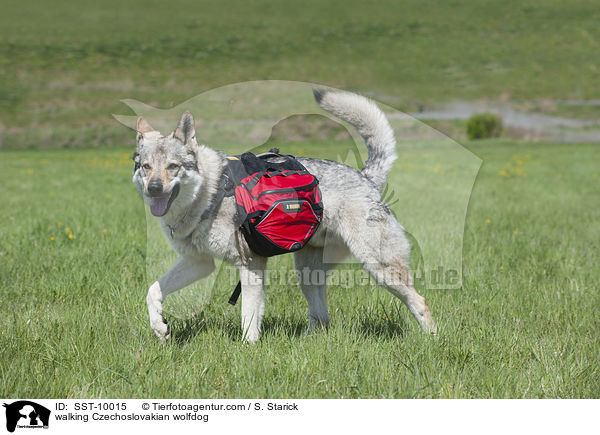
466,113,503,140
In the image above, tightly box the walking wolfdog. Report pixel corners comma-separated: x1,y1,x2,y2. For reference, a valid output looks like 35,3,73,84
133,90,435,342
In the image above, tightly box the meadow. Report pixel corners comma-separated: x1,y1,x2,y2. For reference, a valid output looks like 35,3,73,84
0,139,598,398
2,0,600,149
1,0,599,399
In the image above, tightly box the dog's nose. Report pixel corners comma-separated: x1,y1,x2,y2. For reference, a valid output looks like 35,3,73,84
147,180,163,196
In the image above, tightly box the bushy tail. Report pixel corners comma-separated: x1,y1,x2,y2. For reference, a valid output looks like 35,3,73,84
314,89,397,191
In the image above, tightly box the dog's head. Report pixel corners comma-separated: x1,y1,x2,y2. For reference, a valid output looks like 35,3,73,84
132,112,203,217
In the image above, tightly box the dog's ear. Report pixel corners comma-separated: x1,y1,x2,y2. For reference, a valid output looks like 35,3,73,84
136,117,154,134
173,111,196,145
136,117,155,144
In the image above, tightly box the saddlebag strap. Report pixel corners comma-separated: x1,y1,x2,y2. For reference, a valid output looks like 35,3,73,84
199,164,236,221
228,281,242,306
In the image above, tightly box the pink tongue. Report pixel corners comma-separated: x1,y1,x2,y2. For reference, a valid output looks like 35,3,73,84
150,196,170,217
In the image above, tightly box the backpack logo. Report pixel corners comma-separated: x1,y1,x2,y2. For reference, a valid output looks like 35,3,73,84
3,401,50,432
283,202,302,212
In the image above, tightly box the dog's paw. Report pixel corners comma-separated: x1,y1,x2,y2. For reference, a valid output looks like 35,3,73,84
307,317,330,335
147,284,170,340
428,324,438,336
242,329,260,344
151,319,170,340
422,319,437,336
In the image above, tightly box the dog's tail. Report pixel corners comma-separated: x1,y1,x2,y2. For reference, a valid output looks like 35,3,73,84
313,89,397,191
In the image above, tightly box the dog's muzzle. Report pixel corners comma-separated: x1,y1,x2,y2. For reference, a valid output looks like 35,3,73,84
147,179,163,196
149,184,180,217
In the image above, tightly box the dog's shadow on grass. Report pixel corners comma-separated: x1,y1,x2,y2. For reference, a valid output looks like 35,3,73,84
355,315,407,339
169,310,407,344
169,313,209,345
261,316,306,338
263,314,408,340
170,314,307,344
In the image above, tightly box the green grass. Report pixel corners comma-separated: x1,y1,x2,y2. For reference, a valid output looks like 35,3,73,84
1,140,598,398
2,0,600,149
1,0,599,399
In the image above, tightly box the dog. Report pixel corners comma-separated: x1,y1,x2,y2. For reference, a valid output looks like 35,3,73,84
133,90,436,342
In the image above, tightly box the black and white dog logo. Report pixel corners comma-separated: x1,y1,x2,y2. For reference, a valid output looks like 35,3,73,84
3,401,50,432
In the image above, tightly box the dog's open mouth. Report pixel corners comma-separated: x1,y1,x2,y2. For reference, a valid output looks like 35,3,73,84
150,184,180,217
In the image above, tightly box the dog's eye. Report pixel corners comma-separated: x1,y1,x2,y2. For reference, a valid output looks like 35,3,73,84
142,163,151,170
167,163,180,170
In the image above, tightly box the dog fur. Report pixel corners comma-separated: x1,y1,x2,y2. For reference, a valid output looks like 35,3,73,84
133,90,435,342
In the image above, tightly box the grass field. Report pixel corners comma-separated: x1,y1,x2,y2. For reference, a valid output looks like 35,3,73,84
2,0,600,149
1,0,599,400
1,139,598,398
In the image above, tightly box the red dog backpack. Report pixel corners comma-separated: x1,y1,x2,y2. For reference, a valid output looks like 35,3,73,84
223,149,324,305
225,149,323,258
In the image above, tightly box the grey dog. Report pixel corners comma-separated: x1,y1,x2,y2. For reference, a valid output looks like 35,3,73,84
133,90,435,342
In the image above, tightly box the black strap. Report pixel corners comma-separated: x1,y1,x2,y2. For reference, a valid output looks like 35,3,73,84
199,166,235,221
228,281,242,305
242,170,266,193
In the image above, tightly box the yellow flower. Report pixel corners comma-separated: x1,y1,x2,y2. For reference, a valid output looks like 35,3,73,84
485,219,491,224
106,194,112,199
498,170,508,177
65,227,71,232
103,229,108,233
499,266,504,271
57,222,63,227
50,236,55,241
68,233,74,239
26,168,34,175
513,229,519,235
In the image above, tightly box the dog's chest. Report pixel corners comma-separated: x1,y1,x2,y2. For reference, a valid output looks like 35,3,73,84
195,219,240,260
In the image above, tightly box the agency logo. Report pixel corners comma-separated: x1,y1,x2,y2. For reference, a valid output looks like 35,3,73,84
3,401,50,432
114,80,481,322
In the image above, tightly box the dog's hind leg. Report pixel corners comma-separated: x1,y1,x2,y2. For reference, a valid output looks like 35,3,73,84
238,257,267,343
361,256,436,334
147,255,215,339
293,246,340,332
342,212,436,334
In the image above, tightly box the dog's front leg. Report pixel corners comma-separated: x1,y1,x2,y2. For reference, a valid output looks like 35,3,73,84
238,258,267,343
147,256,215,340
